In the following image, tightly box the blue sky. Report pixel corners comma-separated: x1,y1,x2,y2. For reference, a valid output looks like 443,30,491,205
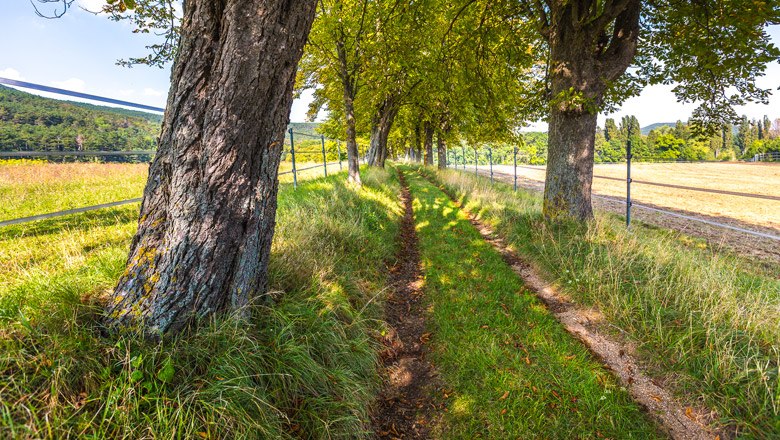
1,1,778,129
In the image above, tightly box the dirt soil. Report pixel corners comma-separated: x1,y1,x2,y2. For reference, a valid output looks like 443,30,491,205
427,174,721,440
372,171,439,439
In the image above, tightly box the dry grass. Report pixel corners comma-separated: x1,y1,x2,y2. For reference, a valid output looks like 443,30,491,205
0,162,148,221
490,162,780,231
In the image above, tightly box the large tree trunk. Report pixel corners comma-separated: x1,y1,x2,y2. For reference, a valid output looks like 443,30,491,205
436,131,447,169
105,0,317,336
366,98,397,167
336,38,361,185
423,121,434,165
542,0,640,221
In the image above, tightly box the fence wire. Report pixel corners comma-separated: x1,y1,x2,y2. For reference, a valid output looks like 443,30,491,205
447,149,780,243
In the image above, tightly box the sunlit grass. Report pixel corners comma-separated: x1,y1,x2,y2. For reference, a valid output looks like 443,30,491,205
425,166,780,439
400,166,662,438
0,166,401,439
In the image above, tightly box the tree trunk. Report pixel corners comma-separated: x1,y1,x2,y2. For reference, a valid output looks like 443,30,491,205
436,131,447,169
542,0,640,221
105,0,317,336
336,38,361,185
423,121,434,165
413,120,423,162
366,98,397,167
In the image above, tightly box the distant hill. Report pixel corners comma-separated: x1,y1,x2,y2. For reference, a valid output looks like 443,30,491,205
640,122,676,135
0,85,161,152
288,122,321,138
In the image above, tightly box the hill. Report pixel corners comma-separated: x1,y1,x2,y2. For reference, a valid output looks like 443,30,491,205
640,122,676,135
0,85,161,152
288,122,322,137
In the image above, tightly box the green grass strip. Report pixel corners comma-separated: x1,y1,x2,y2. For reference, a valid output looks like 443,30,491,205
400,166,662,439
425,166,780,439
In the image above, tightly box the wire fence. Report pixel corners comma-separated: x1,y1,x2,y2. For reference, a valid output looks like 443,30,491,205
444,146,780,243
0,79,359,228
749,151,780,162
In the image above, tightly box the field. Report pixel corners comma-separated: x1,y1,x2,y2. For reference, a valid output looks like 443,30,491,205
0,160,341,223
487,162,780,231
482,162,780,264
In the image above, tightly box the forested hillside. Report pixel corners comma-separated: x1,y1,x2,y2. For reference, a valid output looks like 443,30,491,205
0,85,162,152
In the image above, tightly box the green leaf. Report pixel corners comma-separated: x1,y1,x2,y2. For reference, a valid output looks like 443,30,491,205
123,0,136,9
156,358,175,383
130,370,144,382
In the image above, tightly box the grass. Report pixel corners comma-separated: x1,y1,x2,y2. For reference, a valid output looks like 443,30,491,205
0,166,402,439
0,159,341,222
0,161,148,222
423,166,780,438
399,166,662,438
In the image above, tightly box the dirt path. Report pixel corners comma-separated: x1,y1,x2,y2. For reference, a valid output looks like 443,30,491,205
425,173,719,440
372,171,438,439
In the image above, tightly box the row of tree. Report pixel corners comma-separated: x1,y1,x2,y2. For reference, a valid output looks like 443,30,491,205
593,116,780,163
53,0,778,335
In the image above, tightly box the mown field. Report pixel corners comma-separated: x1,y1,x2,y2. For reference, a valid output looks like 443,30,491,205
488,162,780,231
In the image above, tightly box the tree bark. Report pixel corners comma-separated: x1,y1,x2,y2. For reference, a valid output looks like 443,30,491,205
436,131,447,169
366,97,397,167
336,36,361,185
105,0,317,336
423,121,434,166
542,0,640,221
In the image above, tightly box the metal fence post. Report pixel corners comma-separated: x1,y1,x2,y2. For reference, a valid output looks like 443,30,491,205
320,135,328,177
626,131,633,228
488,147,493,184
288,128,298,189
513,145,518,192
337,141,343,171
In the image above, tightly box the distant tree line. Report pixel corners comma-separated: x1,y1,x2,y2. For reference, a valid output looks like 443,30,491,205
594,115,780,163
0,85,161,154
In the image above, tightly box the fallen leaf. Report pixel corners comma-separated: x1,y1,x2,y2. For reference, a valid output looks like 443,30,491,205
500,409,507,415
685,407,695,421
499,391,509,401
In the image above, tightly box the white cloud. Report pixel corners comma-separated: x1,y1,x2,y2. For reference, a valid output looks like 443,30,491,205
52,78,86,92
0,68,24,81
77,0,108,13
143,88,165,97
117,89,136,97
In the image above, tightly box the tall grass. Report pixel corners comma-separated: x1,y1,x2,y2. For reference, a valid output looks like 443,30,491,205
0,167,401,439
425,167,780,438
